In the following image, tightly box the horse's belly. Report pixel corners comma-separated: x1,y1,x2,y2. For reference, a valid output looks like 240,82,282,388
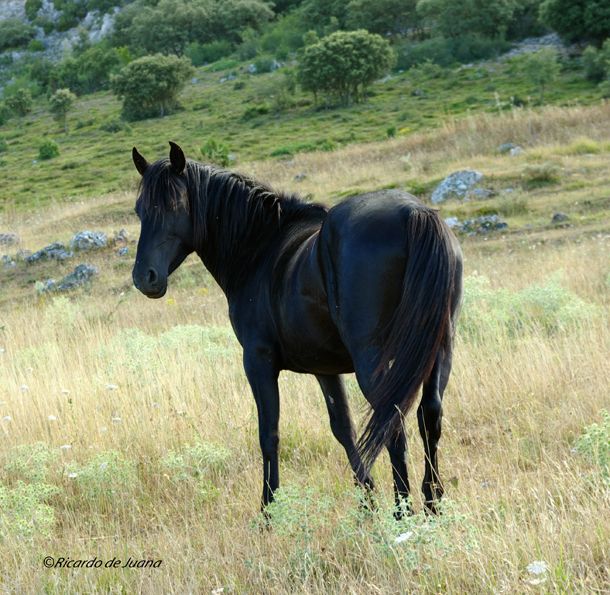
281,325,354,375
277,236,353,375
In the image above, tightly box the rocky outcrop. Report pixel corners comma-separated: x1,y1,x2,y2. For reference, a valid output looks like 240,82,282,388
0,232,20,246
26,242,73,263
445,215,508,235
70,230,107,251
38,264,99,293
431,170,484,204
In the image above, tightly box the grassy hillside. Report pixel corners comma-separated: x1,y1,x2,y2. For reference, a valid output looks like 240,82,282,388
0,55,605,211
0,97,609,592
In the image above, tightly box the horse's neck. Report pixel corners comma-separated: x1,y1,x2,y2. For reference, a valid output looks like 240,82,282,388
194,188,277,295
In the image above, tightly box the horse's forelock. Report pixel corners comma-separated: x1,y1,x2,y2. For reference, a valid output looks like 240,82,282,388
137,158,190,219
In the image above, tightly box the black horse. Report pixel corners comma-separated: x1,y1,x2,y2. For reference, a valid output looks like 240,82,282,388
131,142,462,515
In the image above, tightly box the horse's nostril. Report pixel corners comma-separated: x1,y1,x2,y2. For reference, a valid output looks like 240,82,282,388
146,268,158,285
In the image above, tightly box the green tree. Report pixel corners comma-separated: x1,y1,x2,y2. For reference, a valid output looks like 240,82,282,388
0,18,36,51
513,48,561,101
119,0,274,56
111,54,194,120
540,0,610,46
25,0,43,21
298,30,395,106
6,89,33,118
582,40,610,83
346,0,419,36
416,0,517,38
49,88,76,133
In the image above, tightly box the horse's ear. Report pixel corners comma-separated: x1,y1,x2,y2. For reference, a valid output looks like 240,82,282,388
132,147,149,176
169,141,186,175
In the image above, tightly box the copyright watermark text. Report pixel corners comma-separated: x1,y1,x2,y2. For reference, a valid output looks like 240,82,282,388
43,556,162,569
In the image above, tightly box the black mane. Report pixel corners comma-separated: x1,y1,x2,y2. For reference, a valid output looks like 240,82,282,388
138,158,328,290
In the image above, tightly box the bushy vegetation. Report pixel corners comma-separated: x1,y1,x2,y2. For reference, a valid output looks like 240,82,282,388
111,53,194,120
200,138,232,166
511,48,561,101
298,30,395,105
38,138,60,160
0,19,36,52
5,88,32,118
540,0,610,45
459,273,599,342
49,88,76,132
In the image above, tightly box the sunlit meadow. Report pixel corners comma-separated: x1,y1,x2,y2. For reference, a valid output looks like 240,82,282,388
1,105,609,593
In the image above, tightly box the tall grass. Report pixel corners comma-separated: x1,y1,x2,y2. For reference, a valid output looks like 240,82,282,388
0,232,608,593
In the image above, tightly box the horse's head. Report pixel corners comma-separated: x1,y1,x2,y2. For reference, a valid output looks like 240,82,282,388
132,142,194,298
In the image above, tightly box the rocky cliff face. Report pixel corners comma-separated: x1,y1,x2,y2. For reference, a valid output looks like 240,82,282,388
0,0,26,21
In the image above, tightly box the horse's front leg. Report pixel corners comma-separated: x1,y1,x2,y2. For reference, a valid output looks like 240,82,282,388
243,348,280,509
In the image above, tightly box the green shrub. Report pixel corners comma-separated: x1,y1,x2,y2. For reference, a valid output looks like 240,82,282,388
162,441,231,482
206,58,240,72
185,40,234,66
599,79,610,98
27,38,45,52
6,88,32,118
298,29,395,106
396,35,509,70
3,442,59,484
25,0,43,21
561,137,602,155
0,103,10,126
66,451,138,504
574,410,610,483
459,273,599,342
0,137,7,153
100,118,131,133
253,56,275,73
0,481,59,539
522,162,562,187
201,138,231,166
511,48,561,102
38,139,60,160
242,103,271,120
49,88,76,133
111,53,194,121
0,19,36,51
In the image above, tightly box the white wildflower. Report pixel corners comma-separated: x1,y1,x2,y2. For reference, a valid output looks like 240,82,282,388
394,531,414,544
111,416,122,424
527,560,548,576
68,472,78,479
106,383,119,391
2,415,12,422
48,415,57,421
61,389,70,395
60,444,72,451
99,462,108,471
20,384,29,392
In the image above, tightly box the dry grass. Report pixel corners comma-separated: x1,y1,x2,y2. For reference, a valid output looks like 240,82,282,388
0,104,609,593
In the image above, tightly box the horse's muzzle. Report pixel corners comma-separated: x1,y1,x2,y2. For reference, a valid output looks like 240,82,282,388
132,266,167,299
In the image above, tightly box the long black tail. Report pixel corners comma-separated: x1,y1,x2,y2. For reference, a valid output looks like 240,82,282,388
357,207,458,469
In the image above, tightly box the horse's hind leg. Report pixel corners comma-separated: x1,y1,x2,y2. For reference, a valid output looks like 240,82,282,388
316,374,374,491
387,426,411,518
351,348,413,517
418,348,452,513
